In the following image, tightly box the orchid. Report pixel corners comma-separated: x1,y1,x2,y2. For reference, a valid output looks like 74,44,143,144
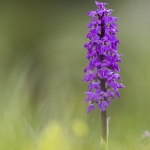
84,1,124,113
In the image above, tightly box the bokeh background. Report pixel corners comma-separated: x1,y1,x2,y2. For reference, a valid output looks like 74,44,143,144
0,0,150,150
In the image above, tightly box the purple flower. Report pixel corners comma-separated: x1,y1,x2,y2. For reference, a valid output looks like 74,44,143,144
83,1,124,113
87,103,95,113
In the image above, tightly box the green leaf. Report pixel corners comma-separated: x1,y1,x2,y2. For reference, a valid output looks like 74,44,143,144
99,136,107,150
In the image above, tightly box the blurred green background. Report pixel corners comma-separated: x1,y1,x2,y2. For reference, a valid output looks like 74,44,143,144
0,0,150,150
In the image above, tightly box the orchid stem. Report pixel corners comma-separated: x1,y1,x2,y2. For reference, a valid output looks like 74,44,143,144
101,110,107,144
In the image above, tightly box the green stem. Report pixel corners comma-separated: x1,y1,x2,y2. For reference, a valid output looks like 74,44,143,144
101,110,107,144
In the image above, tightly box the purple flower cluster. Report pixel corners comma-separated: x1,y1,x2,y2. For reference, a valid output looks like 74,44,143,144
83,1,124,113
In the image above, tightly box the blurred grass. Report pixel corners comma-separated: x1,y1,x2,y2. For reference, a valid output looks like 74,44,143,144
0,0,150,150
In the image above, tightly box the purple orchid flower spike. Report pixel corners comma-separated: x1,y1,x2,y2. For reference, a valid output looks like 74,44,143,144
83,1,124,113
